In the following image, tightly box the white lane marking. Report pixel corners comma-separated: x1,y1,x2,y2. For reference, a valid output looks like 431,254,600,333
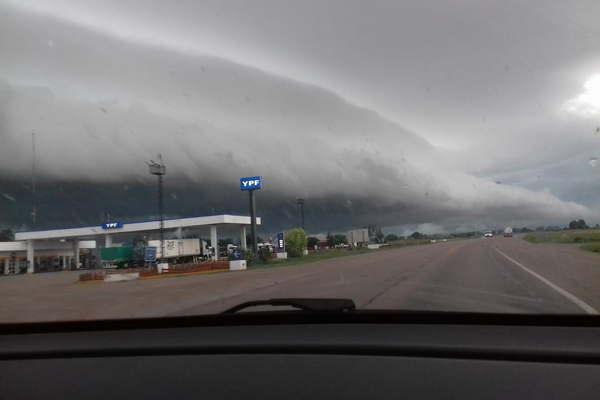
494,247,599,315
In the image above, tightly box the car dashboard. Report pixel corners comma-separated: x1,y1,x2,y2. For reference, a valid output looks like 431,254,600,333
1,312,600,399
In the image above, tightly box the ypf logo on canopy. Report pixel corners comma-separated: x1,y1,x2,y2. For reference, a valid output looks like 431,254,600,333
240,176,262,191
101,222,123,230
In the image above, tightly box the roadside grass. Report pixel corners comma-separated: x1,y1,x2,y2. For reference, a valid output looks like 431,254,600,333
523,230,600,253
580,242,600,253
384,238,432,248
523,230,600,244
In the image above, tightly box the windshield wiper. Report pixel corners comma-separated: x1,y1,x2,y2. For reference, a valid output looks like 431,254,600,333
222,298,356,314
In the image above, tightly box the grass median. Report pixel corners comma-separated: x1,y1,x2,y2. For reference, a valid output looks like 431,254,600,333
250,239,432,270
250,248,372,270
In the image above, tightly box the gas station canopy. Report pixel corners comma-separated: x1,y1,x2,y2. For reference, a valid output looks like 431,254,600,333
15,215,261,241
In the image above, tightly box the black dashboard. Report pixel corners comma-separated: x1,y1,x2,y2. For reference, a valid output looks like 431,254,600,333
2,312,600,399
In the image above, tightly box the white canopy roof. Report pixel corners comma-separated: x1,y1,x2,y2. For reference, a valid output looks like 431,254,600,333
15,215,260,241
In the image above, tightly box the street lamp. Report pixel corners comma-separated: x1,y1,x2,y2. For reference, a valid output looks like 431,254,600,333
148,154,166,264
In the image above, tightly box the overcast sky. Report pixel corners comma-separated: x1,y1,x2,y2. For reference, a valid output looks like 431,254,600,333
2,0,600,230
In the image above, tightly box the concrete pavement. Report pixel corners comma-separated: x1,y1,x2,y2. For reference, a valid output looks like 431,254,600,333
2,237,600,322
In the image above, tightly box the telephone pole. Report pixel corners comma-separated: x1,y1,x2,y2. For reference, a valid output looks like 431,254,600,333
296,198,305,230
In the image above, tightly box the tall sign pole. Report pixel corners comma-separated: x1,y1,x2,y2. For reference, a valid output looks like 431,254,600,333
249,190,257,254
240,176,262,255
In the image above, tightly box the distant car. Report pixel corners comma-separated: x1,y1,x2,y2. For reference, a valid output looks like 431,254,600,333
504,227,513,237
484,232,493,238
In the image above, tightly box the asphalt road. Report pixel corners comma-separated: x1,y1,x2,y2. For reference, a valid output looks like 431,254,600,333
2,237,600,322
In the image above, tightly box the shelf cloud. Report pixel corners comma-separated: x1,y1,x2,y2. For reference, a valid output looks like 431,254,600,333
1,1,598,230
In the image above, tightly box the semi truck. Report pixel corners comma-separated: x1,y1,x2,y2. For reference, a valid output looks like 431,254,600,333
101,239,207,268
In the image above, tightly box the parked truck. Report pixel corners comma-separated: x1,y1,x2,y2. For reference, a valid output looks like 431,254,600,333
504,227,513,237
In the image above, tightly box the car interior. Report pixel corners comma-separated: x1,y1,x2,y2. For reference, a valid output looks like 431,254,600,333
2,299,600,399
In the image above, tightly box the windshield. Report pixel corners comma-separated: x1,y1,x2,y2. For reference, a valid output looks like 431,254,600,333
1,0,600,322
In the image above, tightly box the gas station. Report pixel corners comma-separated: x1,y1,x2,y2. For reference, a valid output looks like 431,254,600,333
1,174,267,275
0,214,260,275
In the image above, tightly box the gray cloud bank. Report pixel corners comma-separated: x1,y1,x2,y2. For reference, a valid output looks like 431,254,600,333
0,2,595,230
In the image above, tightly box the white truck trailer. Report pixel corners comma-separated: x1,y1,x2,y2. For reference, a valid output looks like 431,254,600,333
147,239,204,260
347,229,369,247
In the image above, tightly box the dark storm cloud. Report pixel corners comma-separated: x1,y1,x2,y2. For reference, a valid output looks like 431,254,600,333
1,0,598,229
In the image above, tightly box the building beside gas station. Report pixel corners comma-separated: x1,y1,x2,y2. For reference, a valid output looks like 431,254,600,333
0,214,260,275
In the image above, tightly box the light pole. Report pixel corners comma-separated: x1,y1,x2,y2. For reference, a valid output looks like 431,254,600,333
148,154,166,263
296,198,305,230
31,131,37,228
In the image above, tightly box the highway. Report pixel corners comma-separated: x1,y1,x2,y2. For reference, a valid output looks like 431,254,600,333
2,237,600,322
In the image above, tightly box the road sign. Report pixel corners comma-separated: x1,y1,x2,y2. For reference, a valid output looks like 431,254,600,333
101,222,123,230
240,176,262,191
230,248,244,261
144,246,157,262
277,232,285,250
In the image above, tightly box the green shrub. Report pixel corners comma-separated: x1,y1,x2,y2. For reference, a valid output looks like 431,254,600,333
286,228,308,257
245,251,255,265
